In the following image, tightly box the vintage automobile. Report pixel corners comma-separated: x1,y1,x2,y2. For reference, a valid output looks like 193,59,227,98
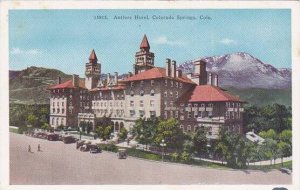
118,148,128,159
62,135,76,144
76,140,85,149
89,144,102,154
279,168,292,175
47,133,59,141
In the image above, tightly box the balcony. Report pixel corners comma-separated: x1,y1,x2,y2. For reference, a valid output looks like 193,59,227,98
227,108,235,112
206,107,213,112
197,117,225,123
198,107,205,111
239,108,244,112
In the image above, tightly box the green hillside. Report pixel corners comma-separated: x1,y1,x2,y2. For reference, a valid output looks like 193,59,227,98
224,87,291,107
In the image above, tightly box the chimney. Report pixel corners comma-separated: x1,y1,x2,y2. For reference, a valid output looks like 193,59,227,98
114,72,118,85
165,58,171,77
107,73,111,86
208,73,213,85
171,60,177,78
72,74,79,87
177,70,183,78
213,74,219,86
57,76,61,84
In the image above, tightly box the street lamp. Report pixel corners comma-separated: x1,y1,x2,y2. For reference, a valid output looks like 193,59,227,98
160,139,166,162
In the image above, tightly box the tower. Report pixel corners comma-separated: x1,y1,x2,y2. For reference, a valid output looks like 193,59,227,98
85,49,101,90
133,35,155,74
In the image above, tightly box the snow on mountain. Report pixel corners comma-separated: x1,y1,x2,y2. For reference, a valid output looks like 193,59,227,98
178,52,291,89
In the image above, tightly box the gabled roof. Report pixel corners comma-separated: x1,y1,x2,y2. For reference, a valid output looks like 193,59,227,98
89,49,98,62
140,34,150,49
121,67,195,84
178,85,242,103
48,79,86,89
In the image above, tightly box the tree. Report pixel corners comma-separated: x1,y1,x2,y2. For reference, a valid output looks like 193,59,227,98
153,118,184,151
86,122,93,134
79,121,87,133
193,128,207,155
277,141,292,166
96,125,113,140
27,114,38,128
118,127,128,141
279,129,292,145
41,123,51,131
261,138,278,165
132,117,159,149
259,129,277,140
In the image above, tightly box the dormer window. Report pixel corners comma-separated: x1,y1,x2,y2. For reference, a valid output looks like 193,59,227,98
151,80,155,86
130,91,134,97
131,82,134,87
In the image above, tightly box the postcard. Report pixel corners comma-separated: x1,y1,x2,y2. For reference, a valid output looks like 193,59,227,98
1,1,300,190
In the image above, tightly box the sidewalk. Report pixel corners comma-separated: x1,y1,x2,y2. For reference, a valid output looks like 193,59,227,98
249,156,292,166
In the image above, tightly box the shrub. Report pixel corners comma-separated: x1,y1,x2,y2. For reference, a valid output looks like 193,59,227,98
180,151,191,163
171,152,179,161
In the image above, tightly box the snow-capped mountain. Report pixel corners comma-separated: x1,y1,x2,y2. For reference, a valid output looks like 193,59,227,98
178,52,291,89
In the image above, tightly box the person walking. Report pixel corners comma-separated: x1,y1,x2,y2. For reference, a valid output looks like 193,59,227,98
28,145,31,152
38,144,41,152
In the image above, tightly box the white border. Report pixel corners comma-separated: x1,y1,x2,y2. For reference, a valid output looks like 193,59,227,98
1,1,299,190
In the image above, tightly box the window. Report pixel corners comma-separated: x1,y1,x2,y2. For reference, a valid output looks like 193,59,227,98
164,111,168,119
187,125,191,132
176,82,178,88
130,110,135,116
61,118,64,125
170,91,173,97
175,111,179,118
151,80,154,86
201,103,205,107
131,82,134,87
170,101,173,107
130,101,134,107
165,79,168,86
164,91,167,97
140,90,144,96
226,111,229,119
188,103,192,107
180,115,184,120
170,81,173,87
139,110,145,117
208,103,213,107
194,104,198,107
62,109,65,114
176,91,179,98
194,111,198,118
188,112,192,118
51,118,54,125
57,108,60,113
150,89,155,96
56,118,59,125
150,100,155,107
57,102,59,106
164,101,168,106
150,111,156,117
130,91,134,97
140,100,144,107
208,127,212,136
140,81,144,87
52,102,55,107
170,111,173,118
179,83,182,88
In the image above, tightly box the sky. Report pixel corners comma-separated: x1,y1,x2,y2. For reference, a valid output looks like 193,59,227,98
9,9,291,77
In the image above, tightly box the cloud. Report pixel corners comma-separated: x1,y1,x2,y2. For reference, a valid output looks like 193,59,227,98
219,38,237,45
10,48,42,55
153,36,186,46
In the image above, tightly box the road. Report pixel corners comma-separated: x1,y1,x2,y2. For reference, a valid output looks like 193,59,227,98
10,133,291,185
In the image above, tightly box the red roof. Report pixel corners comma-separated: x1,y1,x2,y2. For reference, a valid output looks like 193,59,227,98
89,49,98,62
140,35,150,49
182,85,242,102
90,85,126,92
48,79,86,89
122,67,195,84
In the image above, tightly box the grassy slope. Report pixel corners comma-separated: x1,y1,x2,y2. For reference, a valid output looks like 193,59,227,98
224,87,291,107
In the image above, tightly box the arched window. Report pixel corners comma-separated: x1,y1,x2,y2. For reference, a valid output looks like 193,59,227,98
150,89,155,96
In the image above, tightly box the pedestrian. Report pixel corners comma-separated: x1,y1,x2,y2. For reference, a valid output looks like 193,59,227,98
28,145,31,152
38,144,41,152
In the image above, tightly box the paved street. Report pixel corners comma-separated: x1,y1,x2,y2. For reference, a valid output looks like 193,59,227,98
10,133,291,185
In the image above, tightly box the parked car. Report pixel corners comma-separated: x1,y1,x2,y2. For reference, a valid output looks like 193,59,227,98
76,140,85,149
118,148,128,159
279,168,291,175
80,144,89,152
47,133,59,141
89,145,102,153
62,135,76,144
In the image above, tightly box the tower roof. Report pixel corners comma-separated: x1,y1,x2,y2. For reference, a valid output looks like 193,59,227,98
140,34,150,50
89,49,98,63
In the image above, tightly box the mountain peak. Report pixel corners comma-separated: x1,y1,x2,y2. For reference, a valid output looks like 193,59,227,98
179,52,291,89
